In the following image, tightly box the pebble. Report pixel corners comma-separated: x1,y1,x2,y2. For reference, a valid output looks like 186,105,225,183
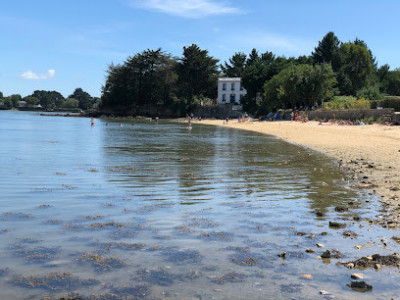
278,252,286,258
347,280,373,292
319,290,329,295
351,273,364,279
321,250,331,259
306,248,315,253
316,243,324,248
301,274,312,280
355,245,362,250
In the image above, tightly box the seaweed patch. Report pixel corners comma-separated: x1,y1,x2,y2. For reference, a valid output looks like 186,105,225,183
12,272,99,291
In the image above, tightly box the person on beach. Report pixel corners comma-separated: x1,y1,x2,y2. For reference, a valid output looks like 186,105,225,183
290,111,294,121
226,117,229,124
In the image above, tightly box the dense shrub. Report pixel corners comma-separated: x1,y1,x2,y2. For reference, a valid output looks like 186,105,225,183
323,96,370,110
381,96,400,112
356,85,383,100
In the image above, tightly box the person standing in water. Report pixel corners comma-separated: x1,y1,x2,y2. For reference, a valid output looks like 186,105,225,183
91,117,94,126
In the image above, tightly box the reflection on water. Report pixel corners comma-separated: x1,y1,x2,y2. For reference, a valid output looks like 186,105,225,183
0,111,399,299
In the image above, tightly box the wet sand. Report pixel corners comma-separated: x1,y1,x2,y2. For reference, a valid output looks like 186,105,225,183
194,119,400,211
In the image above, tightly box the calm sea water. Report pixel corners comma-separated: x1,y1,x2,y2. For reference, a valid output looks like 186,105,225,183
0,111,399,299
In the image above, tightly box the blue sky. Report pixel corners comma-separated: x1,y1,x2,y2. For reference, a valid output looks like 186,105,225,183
2,0,400,98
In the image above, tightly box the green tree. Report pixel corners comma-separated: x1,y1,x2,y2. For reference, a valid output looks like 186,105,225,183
241,49,291,112
10,94,22,107
69,88,92,110
101,49,178,109
385,70,400,95
356,84,382,100
312,32,340,66
101,63,131,109
0,91,3,99
177,44,219,107
22,96,40,107
31,90,64,109
2,97,13,109
261,64,336,112
220,52,247,77
101,48,179,112
336,42,373,95
63,98,80,109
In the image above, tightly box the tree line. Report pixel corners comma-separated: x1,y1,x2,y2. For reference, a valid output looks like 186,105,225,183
100,32,400,116
224,32,400,114
99,45,219,115
3,32,400,115
0,88,98,111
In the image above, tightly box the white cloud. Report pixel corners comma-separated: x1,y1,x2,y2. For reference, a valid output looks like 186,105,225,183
128,0,240,18
21,69,55,80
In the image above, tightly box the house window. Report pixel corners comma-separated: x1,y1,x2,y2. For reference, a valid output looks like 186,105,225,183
231,83,235,91
222,83,226,91
222,94,226,102
230,94,235,103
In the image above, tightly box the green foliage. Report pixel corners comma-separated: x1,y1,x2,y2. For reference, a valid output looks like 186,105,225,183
380,96,400,112
356,84,383,100
31,90,64,109
177,44,219,107
10,94,22,107
101,45,219,114
22,96,40,107
101,48,180,112
63,98,80,109
69,88,92,110
2,97,13,109
260,64,337,112
385,70,400,95
0,91,3,99
336,42,373,95
323,96,370,110
241,49,291,112
312,32,340,65
220,52,247,77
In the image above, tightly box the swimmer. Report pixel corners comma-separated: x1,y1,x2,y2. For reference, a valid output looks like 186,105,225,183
119,123,123,127
91,117,94,126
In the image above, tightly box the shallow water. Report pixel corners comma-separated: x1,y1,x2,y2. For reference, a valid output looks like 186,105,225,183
0,111,399,299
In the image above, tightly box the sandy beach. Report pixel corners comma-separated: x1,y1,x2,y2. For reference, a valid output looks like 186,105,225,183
194,119,400,220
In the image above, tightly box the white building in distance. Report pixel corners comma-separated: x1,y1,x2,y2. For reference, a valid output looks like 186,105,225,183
217,77,247,105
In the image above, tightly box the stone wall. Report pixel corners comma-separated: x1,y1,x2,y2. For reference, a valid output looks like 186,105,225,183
194,104,244,119
307,109,395,122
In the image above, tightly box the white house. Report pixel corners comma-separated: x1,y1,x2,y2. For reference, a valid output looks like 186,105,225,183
217,77,247,105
